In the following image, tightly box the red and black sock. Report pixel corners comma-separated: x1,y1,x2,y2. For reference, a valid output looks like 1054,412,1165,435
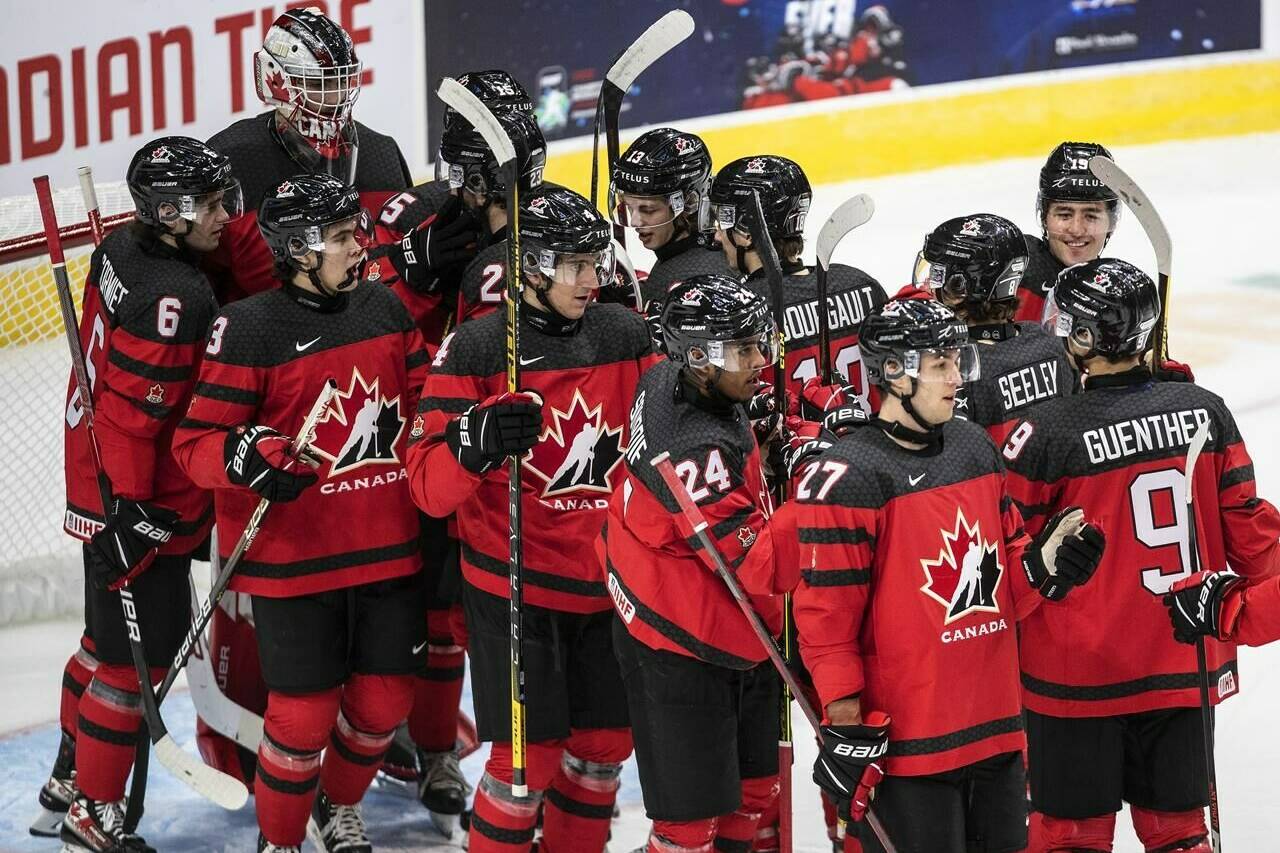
321,673,413,805
255,688,340,847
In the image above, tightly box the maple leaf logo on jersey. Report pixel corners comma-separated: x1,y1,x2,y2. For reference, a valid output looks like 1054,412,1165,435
145,384,164,405
522,389,624,498
307,368,406,475
366,260,382,282
920,507,1004,624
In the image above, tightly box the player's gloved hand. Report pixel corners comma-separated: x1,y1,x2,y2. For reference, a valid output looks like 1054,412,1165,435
813,711,891,824
87,498,179,591
821,404,870,440
446,391,544,475
642,299,667,355
746,387,788,448
784,418,831,481
595,241,642,309
1164,570,1245,644
390,194,481,294
1023,507,1106,601
224,425,321,503
1155,358,1195,383
799,377,860,422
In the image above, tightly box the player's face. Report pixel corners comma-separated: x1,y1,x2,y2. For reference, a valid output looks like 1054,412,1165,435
892,349,964,424
715,228,751,272
623,195,677,250
1045,201,1109,266
180,190,233,252
708,340,770,402
314,216,368,291
543,253,604,319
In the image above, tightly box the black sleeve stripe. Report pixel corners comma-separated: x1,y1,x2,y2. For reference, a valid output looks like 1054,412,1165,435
1000,494,1013,513
799,526,874,547
107,348,193,382
419,396,472,415
179,417,236,432
710,505,754,541
405,349,430,370
1221,464,1255,490
1014,500,1053,520
194,381,260,406
802,568,871,587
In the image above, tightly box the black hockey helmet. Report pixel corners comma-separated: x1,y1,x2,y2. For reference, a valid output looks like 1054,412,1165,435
442,70,534,132
662,274,778,371
254,7,361,174
127,136,243,229
1036,141,1121,227
1044,258,1159,359
609,128,712,231
860,296,977,388
258,173,370,289
435,108,546,202
709,155,812,240
518,187,614,289
914,214,1028,305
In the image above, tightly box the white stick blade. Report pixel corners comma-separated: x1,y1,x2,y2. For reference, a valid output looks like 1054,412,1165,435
816,194,875,269
1184,420,1211,504
1088,155,1172,276
607,10,696,91
77,166,100,210
153,734,249,809
436,78,516,165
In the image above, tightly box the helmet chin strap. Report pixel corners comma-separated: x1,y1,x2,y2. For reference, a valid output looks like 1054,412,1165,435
880,378,944,445
303,255,364,299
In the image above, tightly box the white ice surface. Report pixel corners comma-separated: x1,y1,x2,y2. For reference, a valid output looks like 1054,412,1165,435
3,132,1279,851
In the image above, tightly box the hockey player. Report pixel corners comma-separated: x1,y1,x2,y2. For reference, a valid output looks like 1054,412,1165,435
1014,141,1120,324
708,155,885,408
406,186,656,853
35,136,240,852
205,7,412,305
372,69,546,337
1001,258,1280,853
791,292,1106,853
914,213,1076,443
172,174,430,853
602,274,797,853
607,127,731,307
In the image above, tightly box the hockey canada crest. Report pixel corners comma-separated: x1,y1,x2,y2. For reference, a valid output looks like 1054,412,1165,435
744,157,768,173
276,180,296,198
959,219,983,237
523,389,624,499
920,507,1004,624
150,146,172,164
307,367,406,476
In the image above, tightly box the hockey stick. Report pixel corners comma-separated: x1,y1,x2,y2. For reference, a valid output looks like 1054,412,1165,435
589,8,695,239
649,453,898,853
78,166,107,245
36,175,250,814
815,195,875,384
437,76,535,796
1088,156,1173,364
1183,421,1223,851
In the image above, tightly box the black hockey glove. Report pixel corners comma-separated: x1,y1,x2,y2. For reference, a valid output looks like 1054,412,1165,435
224,425,321,503
1164,570,1245,644
821,404,870,439
445,391,543,475
746,386,791,448
87,498,179,591
1023,506,1106,601
389,194,481,294
642,298,667,355
784,434,832,481
813,711,890,824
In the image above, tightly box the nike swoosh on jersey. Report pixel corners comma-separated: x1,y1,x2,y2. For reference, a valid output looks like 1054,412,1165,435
411,640,428,655
908,473,926,486
519,355,545,366
296,336,322,352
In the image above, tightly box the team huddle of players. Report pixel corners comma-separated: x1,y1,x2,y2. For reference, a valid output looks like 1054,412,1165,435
32,7,1280,853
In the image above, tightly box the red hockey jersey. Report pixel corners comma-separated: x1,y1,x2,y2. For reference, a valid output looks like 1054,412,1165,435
1003,369,1280,717
63,227,218,554
407,302,657,613
601,359,794,667
172,281,428,597
1222,574,1280,648
1013,235,1064,324
204,112,411,304
792,419,1043,776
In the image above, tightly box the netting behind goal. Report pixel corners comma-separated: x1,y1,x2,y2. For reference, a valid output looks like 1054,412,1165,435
0,180,133,626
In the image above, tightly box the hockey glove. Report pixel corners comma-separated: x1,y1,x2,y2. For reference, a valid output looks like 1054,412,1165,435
799,377,858,422
389,194,481,294
821,404,870,439
1023,506,1106,601
784,432,831,481
1155,358,1196,383
87,498,180,591
642,299,667,355
813,711,891,824
445,391,543,475
1164,570,1245,644
224,425,321,503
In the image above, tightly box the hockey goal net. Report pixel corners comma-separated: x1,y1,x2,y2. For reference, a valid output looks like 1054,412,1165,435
0,180,133,626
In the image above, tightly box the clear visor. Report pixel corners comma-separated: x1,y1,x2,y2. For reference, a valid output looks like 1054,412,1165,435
528,246,616,289
608,186,684,229
885,344,980,383
161,180,245,225
912,252,1027,300
689,326,780,372
287,210,374,260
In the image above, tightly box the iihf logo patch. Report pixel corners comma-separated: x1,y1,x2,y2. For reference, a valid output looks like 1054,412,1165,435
959,219,982,237
276,181,296,198
920,507,1004,625
150,146,172,164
